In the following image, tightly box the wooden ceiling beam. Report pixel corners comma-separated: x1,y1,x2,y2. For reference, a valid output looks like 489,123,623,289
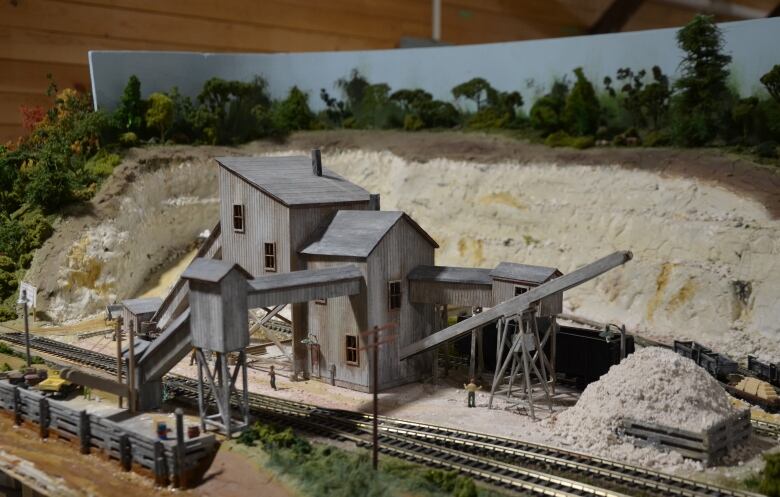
590,0,645,33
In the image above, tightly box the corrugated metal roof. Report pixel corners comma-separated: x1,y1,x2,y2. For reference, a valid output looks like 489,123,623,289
249,265,363,293
407,265,493,285
300,211,438,258
122,297,162,316
181,258,251,283
216,155,371,206
489,262,561,284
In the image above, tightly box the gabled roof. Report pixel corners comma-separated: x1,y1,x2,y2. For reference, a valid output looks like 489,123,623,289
216,155,371,207
181,258,252,284
489,262,561,285
407,265,492,286
122,297,162,316
300,211,438,258
249,265,363,293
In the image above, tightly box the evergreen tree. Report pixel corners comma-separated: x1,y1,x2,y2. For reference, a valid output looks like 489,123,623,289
671,15,733,145
114,75,144,133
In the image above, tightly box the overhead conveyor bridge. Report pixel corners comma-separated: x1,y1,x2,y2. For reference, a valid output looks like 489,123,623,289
399,251,633,361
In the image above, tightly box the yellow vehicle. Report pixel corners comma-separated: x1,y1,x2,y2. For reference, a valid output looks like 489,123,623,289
36,370,74,398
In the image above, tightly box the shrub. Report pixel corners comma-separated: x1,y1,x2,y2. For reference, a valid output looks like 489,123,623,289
392,89,460,129
119,131,138,147
563,67,600,136
114,75,144,133
732,97,760,143
145,92,174,141
272,86,315,132
643,129,671,147
544,130,594,149
403,114,424,131
452,78,493,110
84,150,121,179
196,76,272,144
671,15,734,145
755,141,778,159
530,81,568,135
761,452,780,497
0,363,11,372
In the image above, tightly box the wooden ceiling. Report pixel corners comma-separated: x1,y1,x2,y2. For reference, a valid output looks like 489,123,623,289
1,0,778,142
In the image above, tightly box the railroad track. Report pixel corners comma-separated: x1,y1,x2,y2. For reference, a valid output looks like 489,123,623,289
0,333,769,497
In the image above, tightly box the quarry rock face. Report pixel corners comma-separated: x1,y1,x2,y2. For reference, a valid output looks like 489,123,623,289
27,148,780,364
326,150,780,361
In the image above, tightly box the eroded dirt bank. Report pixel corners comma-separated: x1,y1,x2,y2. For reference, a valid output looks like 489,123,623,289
25,132,780,360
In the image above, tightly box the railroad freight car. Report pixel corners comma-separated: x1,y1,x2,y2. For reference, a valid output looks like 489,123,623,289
555,325,634,388
673,341,738,380
747,355,780,388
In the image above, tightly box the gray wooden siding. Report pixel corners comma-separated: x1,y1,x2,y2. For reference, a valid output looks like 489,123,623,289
409,281,493,307
365,218,435,391
305,257,369,388
189,271,249,353
289,204,369,270
492,279,562,316
219,167,290,277
122,308,156,336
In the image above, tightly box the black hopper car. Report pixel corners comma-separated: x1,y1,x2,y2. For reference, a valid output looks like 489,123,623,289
555,325,634,388
672,340,738,380
747,355,780,388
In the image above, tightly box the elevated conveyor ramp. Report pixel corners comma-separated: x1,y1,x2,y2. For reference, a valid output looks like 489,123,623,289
399,251,633,360
136,309,191,382
149,222,221,331
247,265,363,308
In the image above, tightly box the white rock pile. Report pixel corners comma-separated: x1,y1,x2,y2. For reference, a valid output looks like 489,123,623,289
550,346,739,462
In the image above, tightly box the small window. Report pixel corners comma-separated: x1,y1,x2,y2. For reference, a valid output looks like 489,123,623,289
346,335,359,365
315,298,327,305
514,285,528,296
388,280,402,310
232,205,245,233
264,243,277,272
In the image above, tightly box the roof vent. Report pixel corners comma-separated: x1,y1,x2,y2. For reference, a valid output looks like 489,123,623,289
311,149,322,176
369,193,381,211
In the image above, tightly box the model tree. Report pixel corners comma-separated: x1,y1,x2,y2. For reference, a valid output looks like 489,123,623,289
114,75,144,133
145,92,174,142
452,78,493,110
761,65,780,103
272,86,315,132
564,68,600,136
672,15,733,145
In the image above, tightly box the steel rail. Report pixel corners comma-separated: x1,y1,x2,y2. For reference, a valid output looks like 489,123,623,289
0,333,770,497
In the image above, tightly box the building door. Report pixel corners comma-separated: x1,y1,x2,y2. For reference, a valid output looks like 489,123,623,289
310,343,321,378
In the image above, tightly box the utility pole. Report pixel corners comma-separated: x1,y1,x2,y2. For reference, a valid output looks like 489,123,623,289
128,320,136,413
115,316,123,408
359,323,397,470
17,290,30,367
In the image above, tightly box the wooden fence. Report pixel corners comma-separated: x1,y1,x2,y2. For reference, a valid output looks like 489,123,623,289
621,410,752,465
0,380,218,488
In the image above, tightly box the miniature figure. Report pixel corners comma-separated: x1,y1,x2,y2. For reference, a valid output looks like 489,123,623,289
269,365,277,391
464,378,481,408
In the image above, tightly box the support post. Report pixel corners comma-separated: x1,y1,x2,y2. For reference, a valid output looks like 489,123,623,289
128,320,136,413
22,299,30,367
196,351,206,431
116,317,123,409
469,330,477,379
79,410,90,454
153,441,168,486
241,351,249,426
38,397,49,438
12,387,21,426
175,408,185,488
372,325,379,471
119,434,132,471
221,353,231,436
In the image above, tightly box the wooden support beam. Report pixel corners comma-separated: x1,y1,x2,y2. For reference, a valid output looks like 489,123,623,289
590,0,644,34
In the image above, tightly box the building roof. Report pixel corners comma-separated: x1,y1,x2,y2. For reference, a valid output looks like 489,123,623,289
300,211,438,258
216,155,371,207
489,262,561,285
122,297,162,316
181,258,252,283
248,265,364,293
407,265,493,286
